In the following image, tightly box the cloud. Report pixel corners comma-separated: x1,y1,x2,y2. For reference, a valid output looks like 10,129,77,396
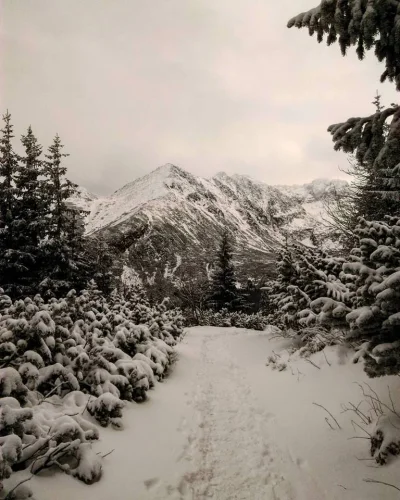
2,0,398,194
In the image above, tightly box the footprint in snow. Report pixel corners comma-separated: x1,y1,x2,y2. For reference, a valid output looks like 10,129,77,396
143,477,160,490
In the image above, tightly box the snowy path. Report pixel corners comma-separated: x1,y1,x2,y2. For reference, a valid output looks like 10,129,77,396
31,327,400,500
168,327,319,500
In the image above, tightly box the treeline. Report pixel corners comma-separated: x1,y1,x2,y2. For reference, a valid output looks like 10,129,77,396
171,230,267,329
0,116,186,497
0,113,118,299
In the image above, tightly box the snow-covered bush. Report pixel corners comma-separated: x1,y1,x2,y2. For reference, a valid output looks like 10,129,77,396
266,217,400,377
344,217,400,376
0,282,185,497
199,309,267,331
264,243,350,330
87,393,125,428
370,415,400,465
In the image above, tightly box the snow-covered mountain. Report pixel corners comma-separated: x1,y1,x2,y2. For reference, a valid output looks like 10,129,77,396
77,164,347,279
68,186,98,212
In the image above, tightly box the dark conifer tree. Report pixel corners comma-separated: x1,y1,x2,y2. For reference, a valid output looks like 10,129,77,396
0,112,22,296
325,93,395,247
44,134,74,239
241,278,264,314
11,126,47,295
289,1,400,218
39,135,87,296
208,230,241,311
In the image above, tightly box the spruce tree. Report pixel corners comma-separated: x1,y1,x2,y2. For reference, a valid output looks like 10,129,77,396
241,278,264,314
39,135,87,296
0,112,22,296
208,230,241,311
288,0,400,90
64,202,93,291
43,134,74,239
325,93,394,245
11,126,47,295
289,1,400,215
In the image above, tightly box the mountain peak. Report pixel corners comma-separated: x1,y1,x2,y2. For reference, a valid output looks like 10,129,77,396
153,163,189,178
214,171,230,179
154,163,178,173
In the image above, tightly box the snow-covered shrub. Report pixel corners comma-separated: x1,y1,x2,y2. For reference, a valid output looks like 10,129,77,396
343,218,400,376
198,308,267,331
265,218,400,376
296,326,345,357
370,415,400,465
264,243,350,329
0,399,33,491
87,393,125,428
0,369,28,404
0,282,185,497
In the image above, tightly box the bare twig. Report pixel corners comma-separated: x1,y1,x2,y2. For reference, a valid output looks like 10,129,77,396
30,442,73,475
354,383,383,417
351,403,371,424
363,383,385,414
342,402,371,425
322,350,331,366
363,478,400,492
388,416,400,430
38,382,68,404
366,391,400,418
325,417,335,430
313,402,341,429
82,395,92,415
100,448,115,459
268,335,284,341
39,400,63,407
297,368,304,382
351,419,371,437
306,359,321,370
5,476,34,499
387,385,398,416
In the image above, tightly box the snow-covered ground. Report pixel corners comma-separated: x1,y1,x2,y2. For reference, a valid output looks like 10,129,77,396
18,327,400,499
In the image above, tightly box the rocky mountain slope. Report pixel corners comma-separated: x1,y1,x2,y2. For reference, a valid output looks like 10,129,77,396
75,164,347,281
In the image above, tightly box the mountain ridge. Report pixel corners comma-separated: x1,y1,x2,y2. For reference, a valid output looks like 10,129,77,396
71,164,347,281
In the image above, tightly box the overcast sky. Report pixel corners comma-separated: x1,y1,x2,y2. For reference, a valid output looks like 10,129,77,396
2,0,398,195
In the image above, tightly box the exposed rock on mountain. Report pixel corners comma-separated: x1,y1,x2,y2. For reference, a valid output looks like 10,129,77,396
77,164,347,280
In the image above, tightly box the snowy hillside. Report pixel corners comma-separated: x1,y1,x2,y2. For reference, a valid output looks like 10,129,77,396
68,186,98,212
75,164,347,278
